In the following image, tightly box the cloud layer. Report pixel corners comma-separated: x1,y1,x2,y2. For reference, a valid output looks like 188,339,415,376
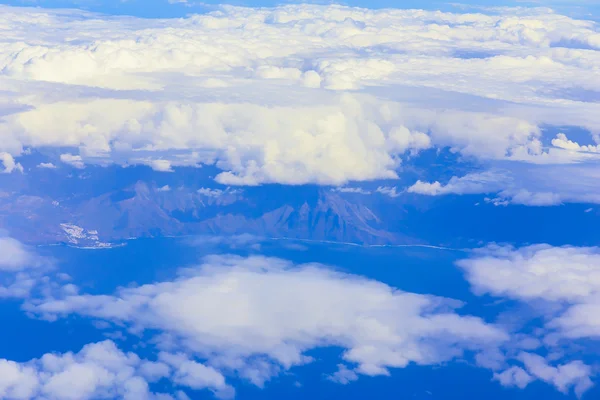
0,340,233,400
457,244,600,396
458,244,600,339
0,4,599,186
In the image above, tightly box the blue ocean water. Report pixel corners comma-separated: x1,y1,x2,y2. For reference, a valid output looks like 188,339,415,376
0,237,594,399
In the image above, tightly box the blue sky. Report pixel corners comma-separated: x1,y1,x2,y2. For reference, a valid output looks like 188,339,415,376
1,0,600,399
1,0,599,19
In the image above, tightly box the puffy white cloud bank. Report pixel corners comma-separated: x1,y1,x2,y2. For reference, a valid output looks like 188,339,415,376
493,353,593,397
26,254,507,388
458,244,600,339
0,339,233,400
0,4,600,186
457,244,600,396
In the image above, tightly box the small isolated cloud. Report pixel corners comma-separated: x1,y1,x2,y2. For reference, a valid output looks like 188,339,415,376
327,364,359,384
552,133,600,153
150,159,173,172
36,162,56,169
157,185,171,192
407,170,509,197
331,187,371,195
376,186,401,198
0,152,23,174
59,153,84,169
197,187,241,198
28,255,506,387
197,187,225,197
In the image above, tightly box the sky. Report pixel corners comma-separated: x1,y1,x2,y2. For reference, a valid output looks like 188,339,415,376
1,0,599,19
1,0,600,399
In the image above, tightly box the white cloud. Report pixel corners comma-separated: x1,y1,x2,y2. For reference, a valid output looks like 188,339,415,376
495,353,593,398
327,364,359,384
0,340,232,400
457,244,600,342
0,152,23,174
376,186,400,198
197,187,241,198
406,160,600,206
158,353,234,398
0,5,599,186
458,245,600,396
59,153,84,169
517,352,593,397
458,244,600,303
552,133,600,153
0,236,59,298
407,170,509,197
197,188,225,197
494,366,534,389
149,159,173,172
0,237,35,272
36,162,57,169
157,185,171,192
331,187,371,195
27,255,507,386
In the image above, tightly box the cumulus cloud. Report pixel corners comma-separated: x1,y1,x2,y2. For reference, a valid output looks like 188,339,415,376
36,162,56,169
457,244,600,396
331,187,371,195
458,244,600,342
0,4,599,186
376,186,401,198
0,236,57,298
458,244,600,304
0,236,35,272
149,159,173,173
495,353,593,397
552,133,600,153
0,152,23,174
407,170,509,197
494,366,534,389
60,153,84,169
517,352,593,397
27,255,507,386
327,364,359,384
0,340,232,400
